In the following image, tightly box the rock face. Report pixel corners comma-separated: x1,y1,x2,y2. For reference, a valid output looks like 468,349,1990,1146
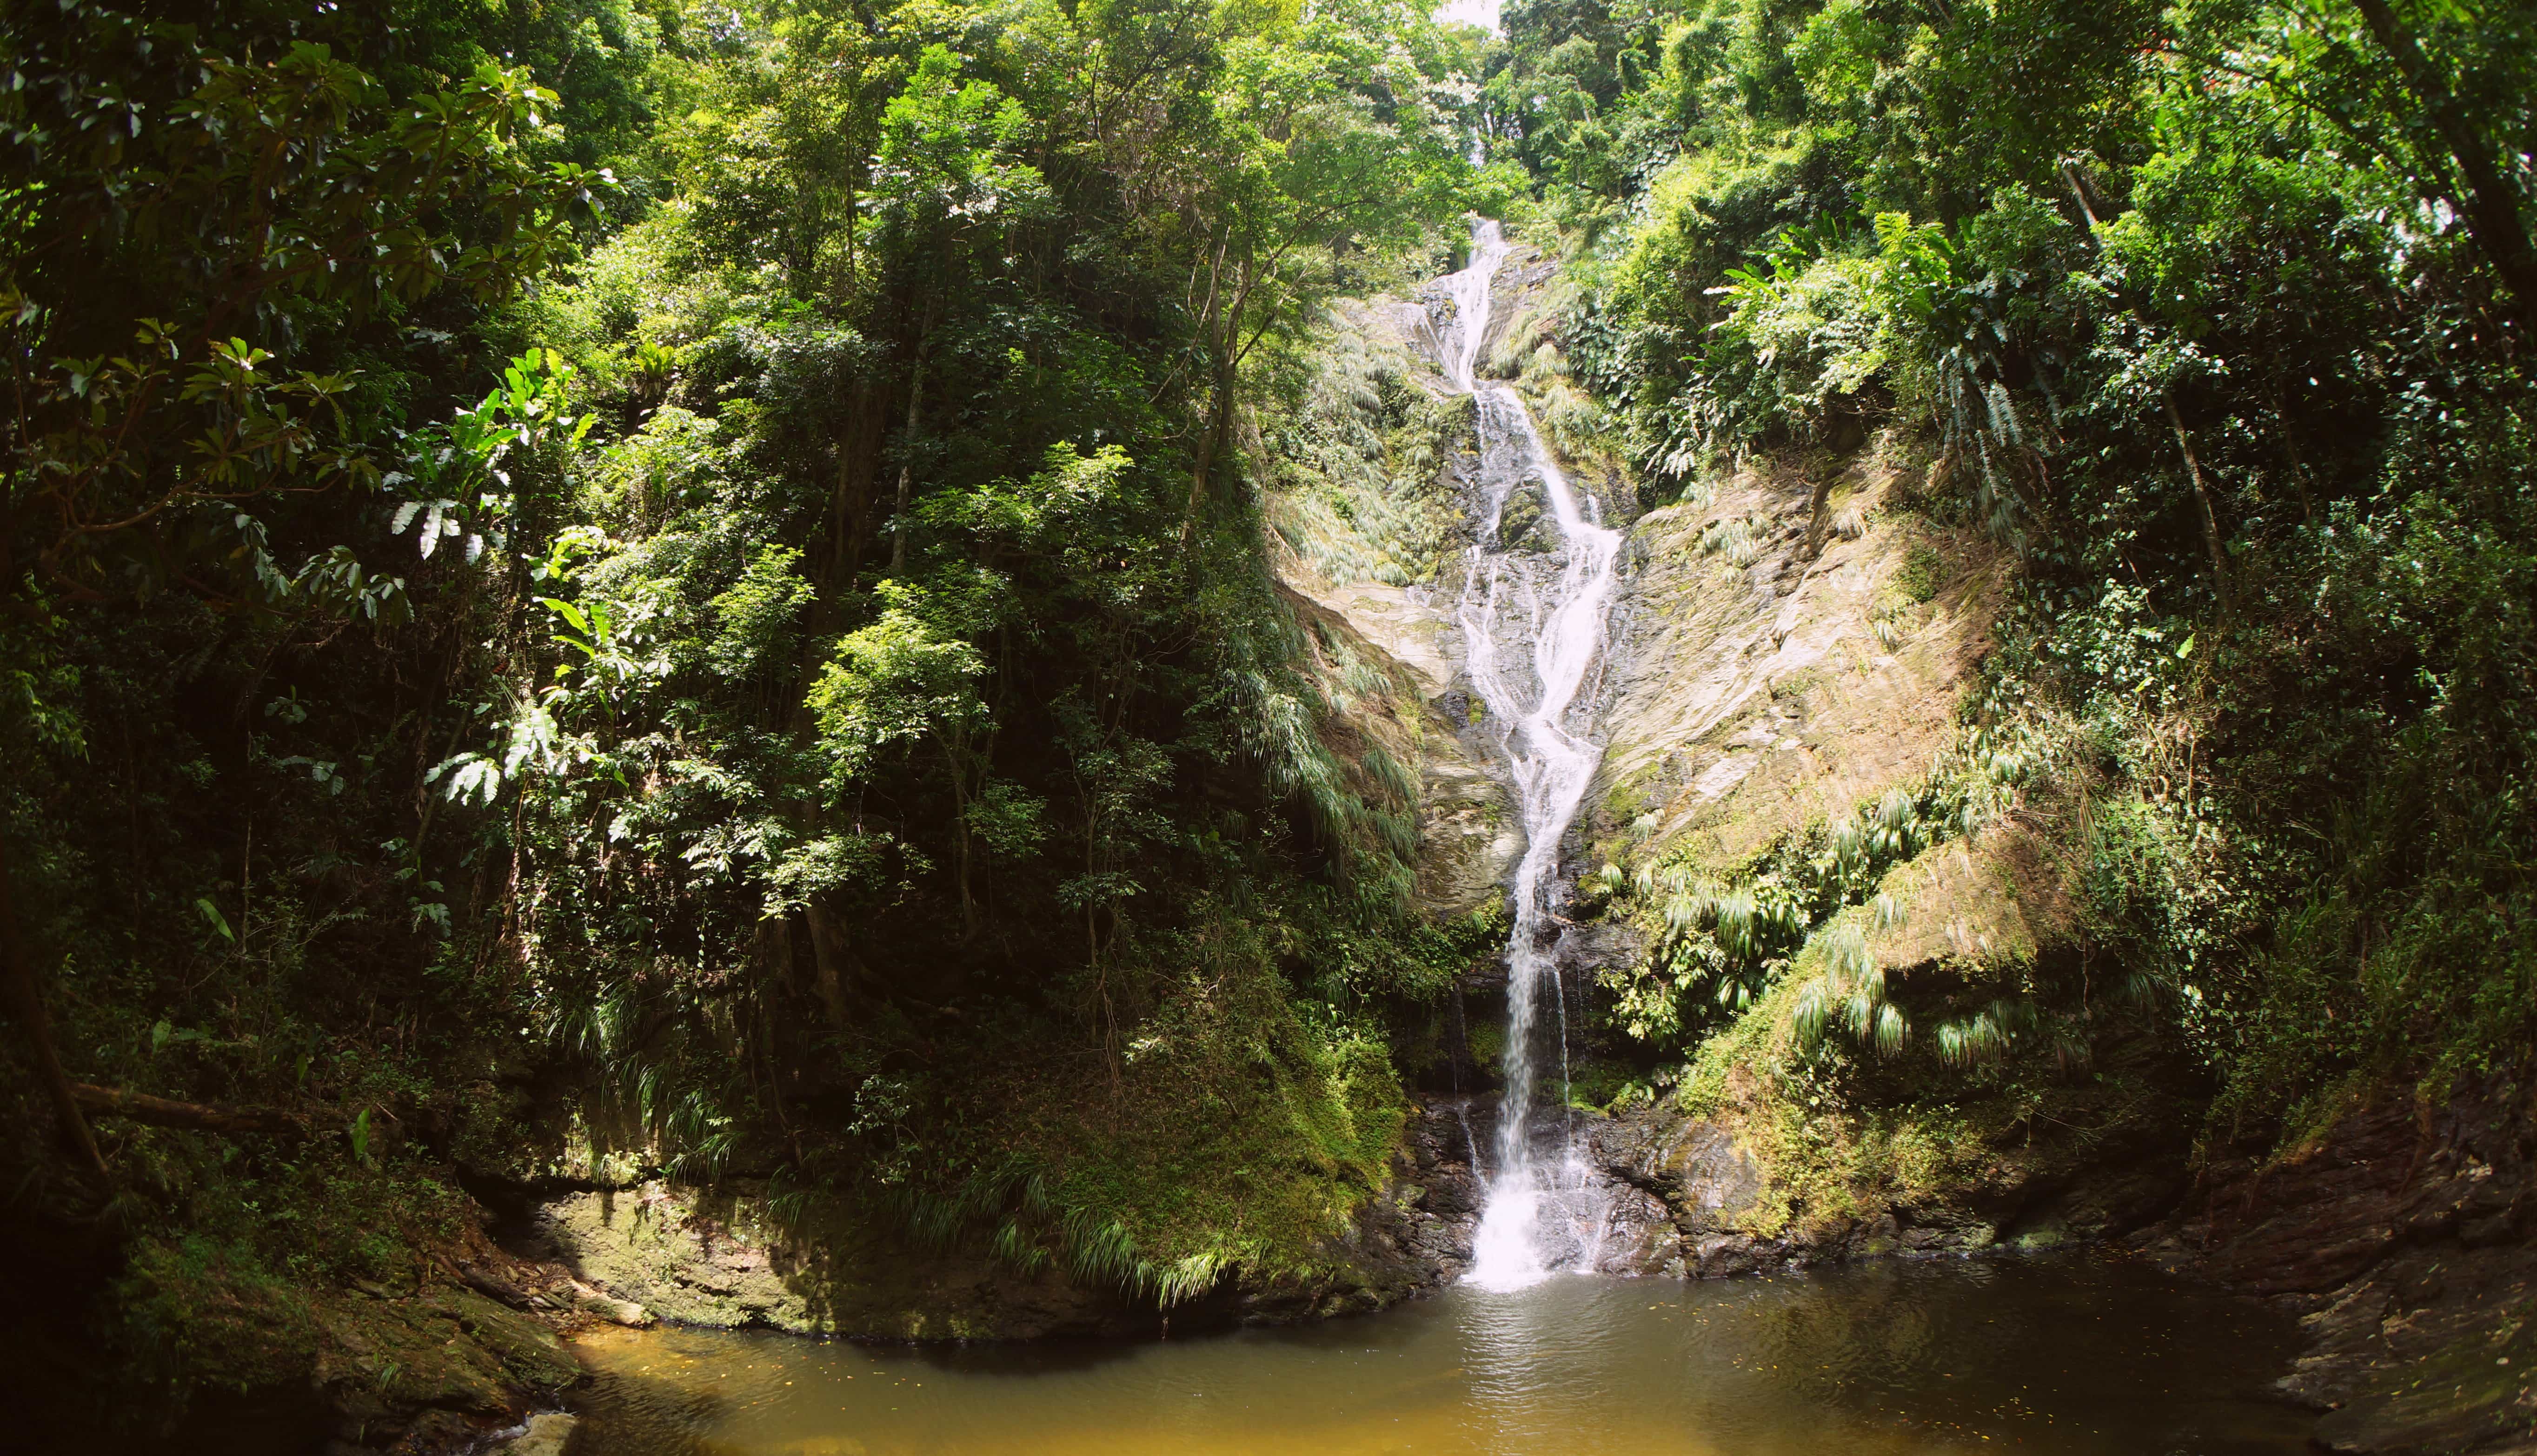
524,1181,1149,1340
1471,1093,2189,1282
1587,442,2005,880
312,1284,583,1454
2133,1078,2537,1455
516,1113,1497,1345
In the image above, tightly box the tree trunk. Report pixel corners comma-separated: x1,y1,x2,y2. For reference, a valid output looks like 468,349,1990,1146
825,374,885,597
1178,350,1239,548
2351,0,2537,337
1177,249,1257,551
2274,381,2316,526
943,743,980,945
2165,391,2233,617
0,837,108,1176
804,903,856,1033
889,346,929,575
754,909,798,994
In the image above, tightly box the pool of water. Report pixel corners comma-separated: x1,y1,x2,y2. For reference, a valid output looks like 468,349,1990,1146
569,1252,2312,1455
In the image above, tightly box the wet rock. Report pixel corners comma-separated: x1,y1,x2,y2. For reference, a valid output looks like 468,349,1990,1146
1588,1106,1764,1240
2141,1077,2537,1455
1850,1212,1904,1258
495,1412,578,1456
1589,1184,1678,1274
1531,1088,2200,1284
1238,1121,1474,1323
1689,1235,1760,1279
1243,1189,1438,1323
1405,1099,1487,1234
566,1280,651,1327
1493,487,1551,552
1552,919,1640,997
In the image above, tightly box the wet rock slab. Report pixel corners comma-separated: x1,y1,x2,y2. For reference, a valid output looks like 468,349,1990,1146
1403,1091,2194,1286
2133,1076,2537,1455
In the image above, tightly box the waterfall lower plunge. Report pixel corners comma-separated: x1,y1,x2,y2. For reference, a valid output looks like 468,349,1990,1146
1438,221,1622,1291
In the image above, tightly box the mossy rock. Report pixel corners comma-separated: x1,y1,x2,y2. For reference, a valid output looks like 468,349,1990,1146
1866,821,2077,977
2313,1310,2537,1455
531,1181,1146,1340
114,1238,579,1443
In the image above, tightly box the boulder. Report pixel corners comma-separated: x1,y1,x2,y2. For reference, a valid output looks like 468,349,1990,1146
496,1412,578,1456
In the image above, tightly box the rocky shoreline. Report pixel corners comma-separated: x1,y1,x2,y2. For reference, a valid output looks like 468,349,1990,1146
367,1077,2530,1456
2145,1078,2537,1454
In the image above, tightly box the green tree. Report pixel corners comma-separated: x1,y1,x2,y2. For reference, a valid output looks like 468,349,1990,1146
1,4,604,608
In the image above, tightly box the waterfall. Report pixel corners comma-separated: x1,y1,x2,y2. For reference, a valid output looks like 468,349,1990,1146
1435,220,1621,1291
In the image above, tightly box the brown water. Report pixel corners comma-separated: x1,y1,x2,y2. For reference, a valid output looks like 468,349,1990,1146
569,1252,2311,1455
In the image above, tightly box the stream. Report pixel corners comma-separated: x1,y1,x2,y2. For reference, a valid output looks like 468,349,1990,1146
567,1252,2312,1454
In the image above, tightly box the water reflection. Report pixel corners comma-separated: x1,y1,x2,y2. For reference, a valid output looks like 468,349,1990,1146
571,1253,2312,1455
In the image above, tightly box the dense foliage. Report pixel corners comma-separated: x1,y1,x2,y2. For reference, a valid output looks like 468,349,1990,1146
1509,0,2534,1138
1,0,1494,1430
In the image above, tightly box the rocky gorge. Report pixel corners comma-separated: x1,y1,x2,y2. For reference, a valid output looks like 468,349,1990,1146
341,225,2532,1456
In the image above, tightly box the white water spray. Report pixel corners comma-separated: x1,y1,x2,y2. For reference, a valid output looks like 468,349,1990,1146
1434,221,1621,1291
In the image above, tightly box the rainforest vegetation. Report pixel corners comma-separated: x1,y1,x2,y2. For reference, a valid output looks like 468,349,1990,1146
1,0,2531,1441
1507,0,2537,1152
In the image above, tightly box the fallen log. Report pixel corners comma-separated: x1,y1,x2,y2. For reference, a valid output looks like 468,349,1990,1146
70,1082,313,1137
455,1260,537,1310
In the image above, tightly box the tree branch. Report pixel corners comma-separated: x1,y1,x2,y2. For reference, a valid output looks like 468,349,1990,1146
2348,0,2537,334
70,1082,316,1138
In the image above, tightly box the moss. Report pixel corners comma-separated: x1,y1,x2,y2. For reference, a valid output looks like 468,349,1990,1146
1668,874,2159,1248
105,1234,576,1439
1056,1015,1408,1288
112,1236,330,1401
845,930,1430,1314
1561,1056,1642,1110
1601,764,1664,824
1262,301,1472,589
1707,1091,1982,1243
1895,543,1946,603
1769,668,1826,704
1463,1017,1507,1071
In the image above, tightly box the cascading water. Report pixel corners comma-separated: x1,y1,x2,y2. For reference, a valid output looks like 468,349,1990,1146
1433,220,1622,1291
